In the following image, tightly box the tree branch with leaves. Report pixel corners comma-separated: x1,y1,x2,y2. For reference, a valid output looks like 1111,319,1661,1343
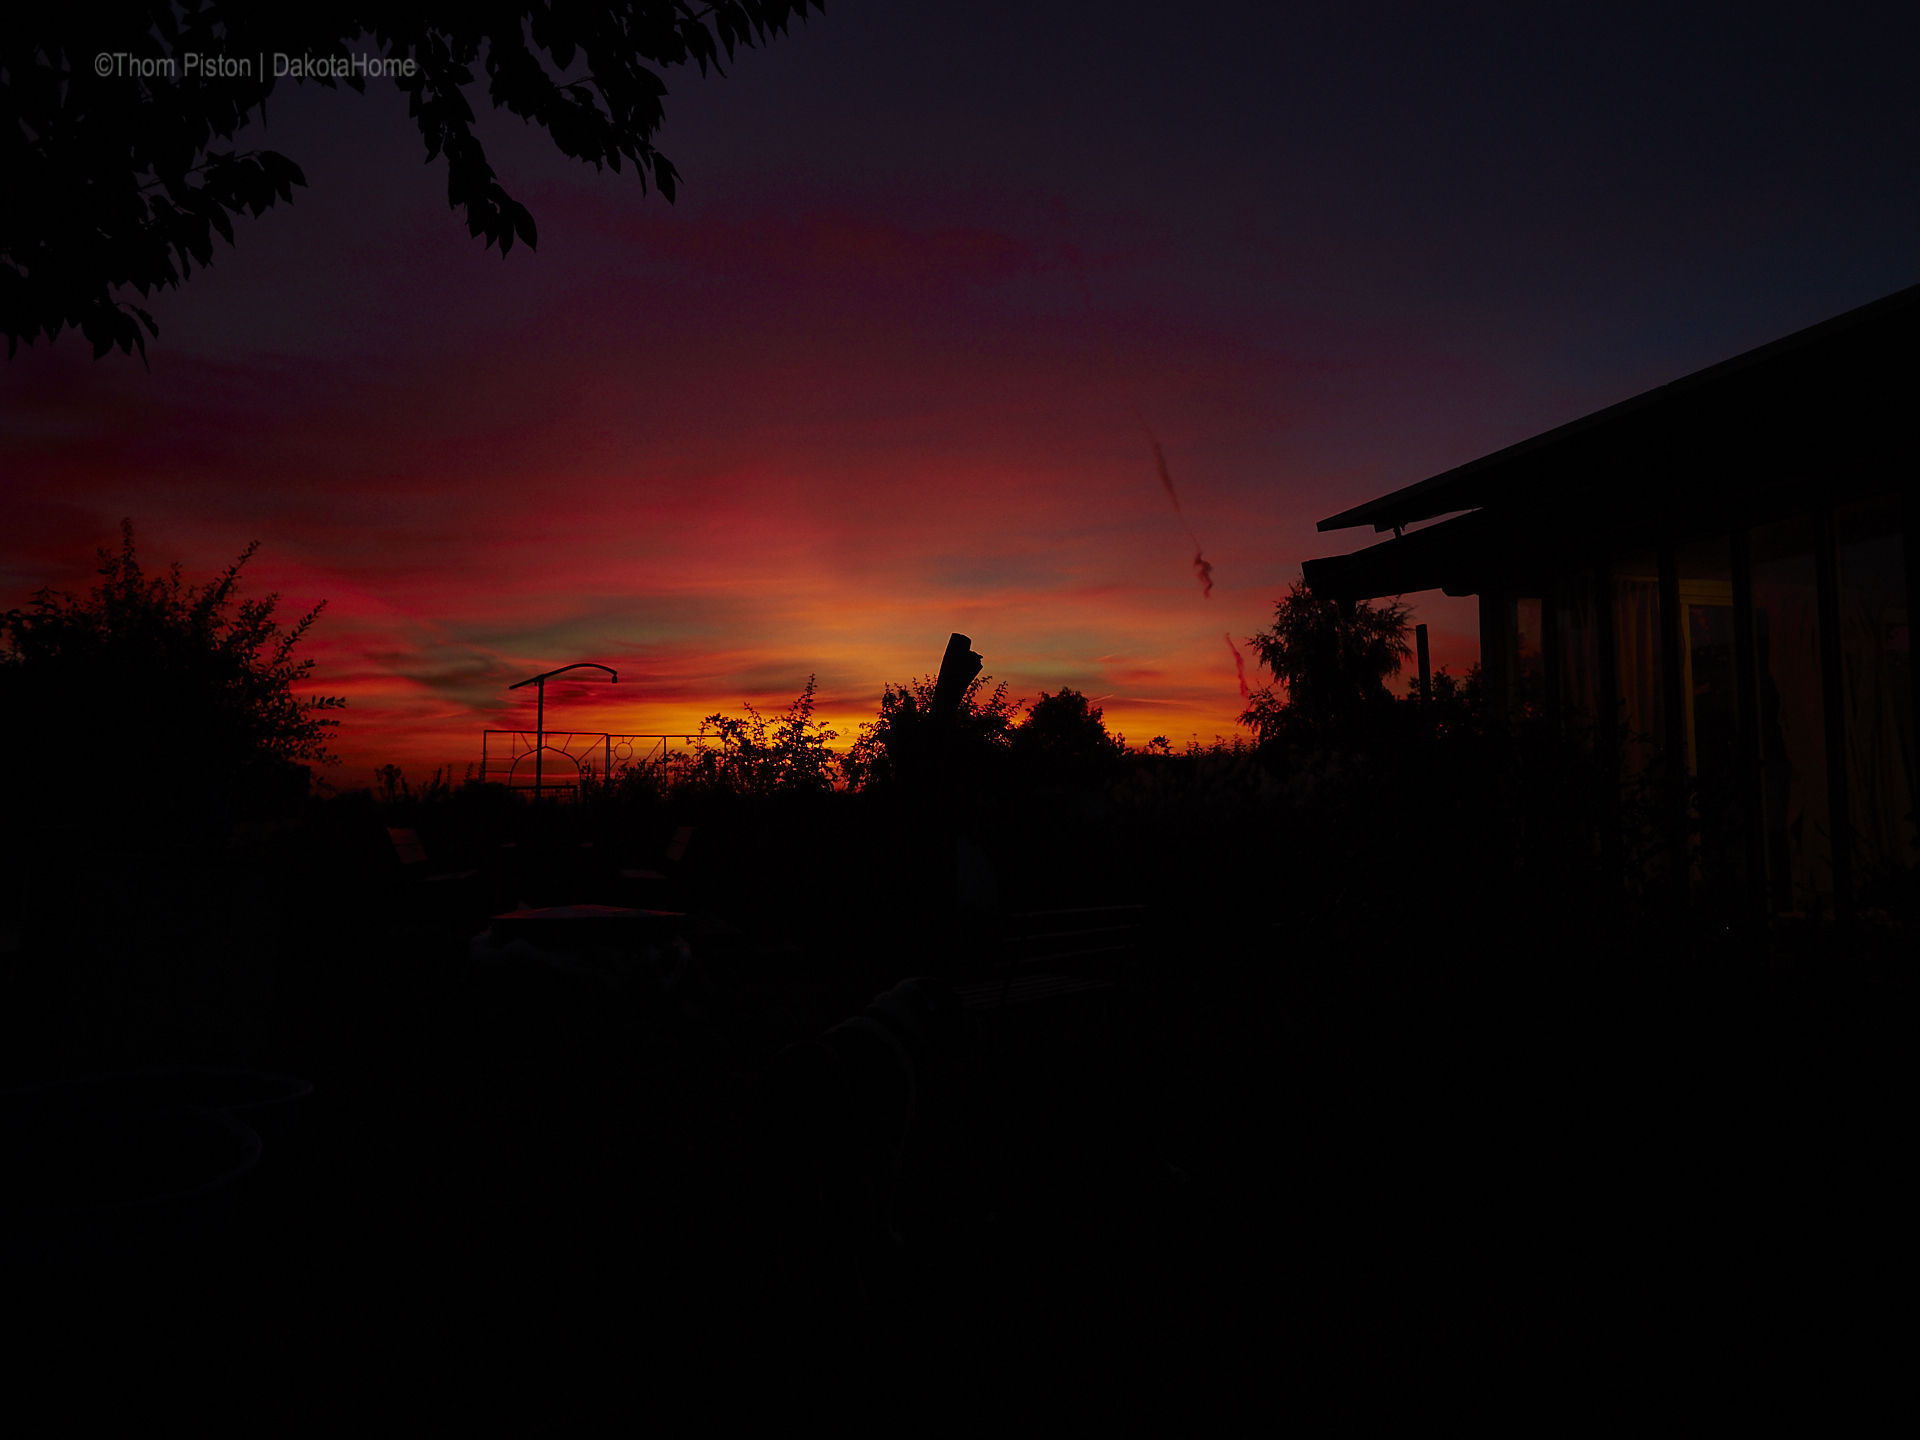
2,1,824,361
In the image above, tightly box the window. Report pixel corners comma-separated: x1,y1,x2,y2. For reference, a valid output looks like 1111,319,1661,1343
1675,537,1741,897
1613,553,1664,772
1556,573,1597,738
1515,596,1546,716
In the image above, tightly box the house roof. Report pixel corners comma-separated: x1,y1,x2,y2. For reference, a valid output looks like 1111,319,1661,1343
1315,281,1920,537
1301,281,1920,603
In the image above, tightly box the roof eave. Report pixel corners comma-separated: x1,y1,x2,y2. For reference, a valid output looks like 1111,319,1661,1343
1314,280,1920,535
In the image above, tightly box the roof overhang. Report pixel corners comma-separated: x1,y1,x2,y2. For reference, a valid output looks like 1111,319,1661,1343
1300,509,1502,605
1313,281,1920,539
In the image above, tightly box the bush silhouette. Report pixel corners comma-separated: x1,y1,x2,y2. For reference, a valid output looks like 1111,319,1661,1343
1010,687,1126,790
0,521,341,843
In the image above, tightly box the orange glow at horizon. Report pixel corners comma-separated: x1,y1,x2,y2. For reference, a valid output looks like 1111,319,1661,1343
1,187,1485,784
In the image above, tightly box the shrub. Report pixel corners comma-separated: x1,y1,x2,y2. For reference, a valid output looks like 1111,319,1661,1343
0,521,342,842
684,676,842,796
841,672,1019,796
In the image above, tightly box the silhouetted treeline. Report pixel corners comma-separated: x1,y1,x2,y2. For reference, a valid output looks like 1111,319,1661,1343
331,652,1774,976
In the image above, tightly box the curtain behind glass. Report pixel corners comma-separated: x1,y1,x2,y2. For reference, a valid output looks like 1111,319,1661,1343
1613,555,1667,890
1614,556,1664,772
1677,537,1740,900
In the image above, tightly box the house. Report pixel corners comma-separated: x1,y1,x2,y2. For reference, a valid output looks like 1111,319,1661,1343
1301,284,1919,923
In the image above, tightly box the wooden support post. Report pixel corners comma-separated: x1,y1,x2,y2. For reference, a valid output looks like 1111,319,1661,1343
1595,560,1624,886
1415,623,1432,706
1905,486,1920,891
1815,507,1853,927
1729,527,1767,921
1540,585,1562,733
1658,545,1689,909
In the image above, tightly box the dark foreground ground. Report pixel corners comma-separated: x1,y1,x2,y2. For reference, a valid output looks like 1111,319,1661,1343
4,870,1906,1432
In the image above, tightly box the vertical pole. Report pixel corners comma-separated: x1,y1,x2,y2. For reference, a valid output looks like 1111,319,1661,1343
1905,487,1920,873
1730,526,1766,921
1541,584,1563,735
1658,545,1688,911
1595,559,1623,889
1415,623,1432,707
535,676,545,802
1816,506,1852,927
605,734,611,793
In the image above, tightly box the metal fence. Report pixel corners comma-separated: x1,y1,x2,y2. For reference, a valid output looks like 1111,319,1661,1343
479,732,705,800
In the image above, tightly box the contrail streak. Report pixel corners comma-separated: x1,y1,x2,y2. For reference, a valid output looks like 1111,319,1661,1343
1225,632,1249,700
1066,243,1215,599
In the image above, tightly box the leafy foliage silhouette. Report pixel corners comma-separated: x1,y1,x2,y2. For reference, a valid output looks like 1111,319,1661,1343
687,676,841,795
841,672,1020,794
1239,579,1413,744
1009,686,1126,787
0,521,342,833
2,1,824,360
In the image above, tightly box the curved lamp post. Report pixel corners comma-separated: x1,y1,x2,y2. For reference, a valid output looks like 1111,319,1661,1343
509,663,618,800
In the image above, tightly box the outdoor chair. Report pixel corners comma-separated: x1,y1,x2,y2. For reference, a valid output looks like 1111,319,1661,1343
950,905,1146,1034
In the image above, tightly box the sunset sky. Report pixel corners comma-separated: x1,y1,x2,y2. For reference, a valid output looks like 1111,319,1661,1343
5,2,1919,786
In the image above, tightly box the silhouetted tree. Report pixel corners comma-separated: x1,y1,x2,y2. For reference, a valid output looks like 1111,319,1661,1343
1010,686,1125,789
374,763,408,804
3,1,824,360
1239,579,1412,744
0,521,342,837
842,673,1019,794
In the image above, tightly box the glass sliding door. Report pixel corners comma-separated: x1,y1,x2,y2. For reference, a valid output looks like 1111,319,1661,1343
1515,596,1547,717
1612,553,1668,886
1750,515,1832,917
1835,491,1916,916
1556,572,1597,741
1675,537,1742,900
1613,554,1665,767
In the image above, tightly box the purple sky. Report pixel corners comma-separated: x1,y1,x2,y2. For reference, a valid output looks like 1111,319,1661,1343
5,1,1916,780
